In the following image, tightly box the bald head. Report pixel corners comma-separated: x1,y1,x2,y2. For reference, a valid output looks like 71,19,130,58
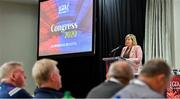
107,61,133,84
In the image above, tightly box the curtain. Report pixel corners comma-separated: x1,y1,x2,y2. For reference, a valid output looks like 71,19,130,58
98,0,146,57
97,0,146,81
145,0,174,67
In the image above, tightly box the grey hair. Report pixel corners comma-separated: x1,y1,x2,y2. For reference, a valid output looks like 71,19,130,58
0,61,23,80
107,60,133,80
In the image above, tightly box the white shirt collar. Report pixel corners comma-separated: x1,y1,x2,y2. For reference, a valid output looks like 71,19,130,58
107,77,121,84
130,79,147,86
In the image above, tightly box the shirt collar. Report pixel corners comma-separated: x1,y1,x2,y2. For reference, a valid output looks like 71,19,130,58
130,79,147,86
107,77,122,84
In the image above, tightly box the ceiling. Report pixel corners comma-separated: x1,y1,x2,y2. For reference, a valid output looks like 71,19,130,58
0,0,39,5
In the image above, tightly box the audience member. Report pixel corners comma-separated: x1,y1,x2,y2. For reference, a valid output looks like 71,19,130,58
86,60,133,98
113,59,171,98
32,58,63,98
0,61,32,98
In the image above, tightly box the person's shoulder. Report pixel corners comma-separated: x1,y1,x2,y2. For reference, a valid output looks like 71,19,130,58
122,46,128,50
88,82,103,92
86,83,104,97
34,88,53,98
10,87,32,98
0,83,31,98
134,45,141,48
34,92,54,98
8,87,22,96
34,88,63,98
0,86,31,98
112,84,133,98
133,45,142,50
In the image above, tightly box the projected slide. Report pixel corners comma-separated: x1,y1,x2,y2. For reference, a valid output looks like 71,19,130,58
39,0,93,56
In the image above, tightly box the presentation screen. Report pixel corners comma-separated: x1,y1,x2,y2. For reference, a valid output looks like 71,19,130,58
38,0,94,57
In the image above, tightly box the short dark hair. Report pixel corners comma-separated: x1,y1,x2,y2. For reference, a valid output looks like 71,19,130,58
140,59,171,78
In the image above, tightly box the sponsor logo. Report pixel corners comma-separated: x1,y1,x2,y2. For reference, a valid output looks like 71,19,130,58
58,3,69,14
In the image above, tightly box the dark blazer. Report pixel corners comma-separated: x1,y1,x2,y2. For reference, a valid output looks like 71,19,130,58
86,80,124,98
0,82,32,98
33,87,63,98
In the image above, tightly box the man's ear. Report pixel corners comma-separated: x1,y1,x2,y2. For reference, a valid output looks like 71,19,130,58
155,74,166,86
158,74,166,81
50,72,57,81
10,71,16,81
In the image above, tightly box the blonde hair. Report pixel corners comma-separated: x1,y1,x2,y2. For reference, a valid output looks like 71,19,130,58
32,58,57,87
0,61,23,81
125,34,137,45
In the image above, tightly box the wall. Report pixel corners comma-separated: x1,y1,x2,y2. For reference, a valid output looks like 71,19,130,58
0,2,38,94
0,1,101,97
173,0,180,69
0,0,179,97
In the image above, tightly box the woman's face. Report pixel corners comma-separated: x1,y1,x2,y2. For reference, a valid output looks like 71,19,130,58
125,37,133,47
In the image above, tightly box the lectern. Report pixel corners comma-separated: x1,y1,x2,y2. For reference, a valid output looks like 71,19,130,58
102,56,125,73
102,56,139,77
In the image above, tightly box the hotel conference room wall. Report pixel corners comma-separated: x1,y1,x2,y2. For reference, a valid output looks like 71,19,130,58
0,1,38,94
173,0,180,69
0,0,180,96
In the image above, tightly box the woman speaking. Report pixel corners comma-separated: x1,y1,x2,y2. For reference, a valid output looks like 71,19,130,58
120,34,143,73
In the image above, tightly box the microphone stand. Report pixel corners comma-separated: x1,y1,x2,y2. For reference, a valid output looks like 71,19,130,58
112,50,116,57
109,46,120,57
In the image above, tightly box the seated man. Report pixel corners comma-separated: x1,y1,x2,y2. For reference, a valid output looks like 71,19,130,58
32,58,63,98
113,59,171,98
0,61,32,98
86,60,133,98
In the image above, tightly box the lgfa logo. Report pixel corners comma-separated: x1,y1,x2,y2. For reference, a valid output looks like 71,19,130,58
58,2,69,14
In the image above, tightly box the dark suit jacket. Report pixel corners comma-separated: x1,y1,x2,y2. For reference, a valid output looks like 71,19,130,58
0,82,32,98
33,87,63,98
86,80,124,98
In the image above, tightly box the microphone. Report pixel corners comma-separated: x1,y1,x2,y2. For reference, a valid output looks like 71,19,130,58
110,45,121,53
